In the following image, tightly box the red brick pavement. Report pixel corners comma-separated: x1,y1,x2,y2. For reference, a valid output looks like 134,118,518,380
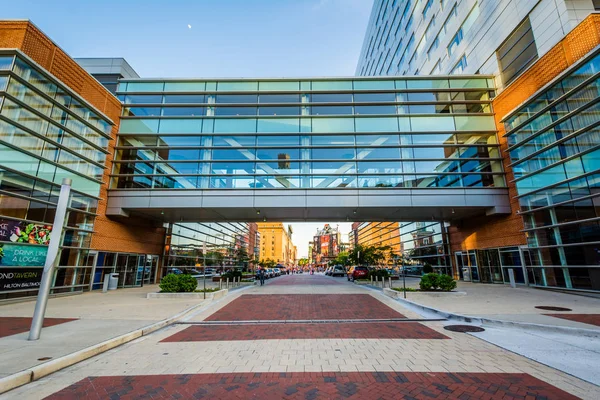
44,371,579,399
0,317,76,339
544,313,600,327
162,322,449,342
205,294,406,321
268,274,343,285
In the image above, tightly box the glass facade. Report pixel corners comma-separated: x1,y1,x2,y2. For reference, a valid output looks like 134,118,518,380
164,222,256,275
399,221,451,275
0,53,114,298
504,50,600,291
112,77,504,190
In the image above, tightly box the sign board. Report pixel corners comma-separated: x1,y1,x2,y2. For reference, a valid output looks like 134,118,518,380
0,243,48,267
0,218,53,245
0,268,43,292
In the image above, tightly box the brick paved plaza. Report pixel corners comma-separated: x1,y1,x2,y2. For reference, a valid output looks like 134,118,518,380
46,372,578,399
3,274,599,399
0,317,76,339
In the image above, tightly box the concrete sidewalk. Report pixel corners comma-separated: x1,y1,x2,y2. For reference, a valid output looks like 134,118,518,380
0,286,207,379
389,277,600,330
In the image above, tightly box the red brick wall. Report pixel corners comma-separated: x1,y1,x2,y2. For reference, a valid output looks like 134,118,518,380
0,21,166,256
449,14,600,254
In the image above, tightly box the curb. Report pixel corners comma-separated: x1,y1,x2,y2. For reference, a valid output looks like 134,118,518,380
146,289,229,299
0,297,218,395
382,288,600,338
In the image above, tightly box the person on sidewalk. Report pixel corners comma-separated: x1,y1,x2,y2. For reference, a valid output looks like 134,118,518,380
258,267,266,286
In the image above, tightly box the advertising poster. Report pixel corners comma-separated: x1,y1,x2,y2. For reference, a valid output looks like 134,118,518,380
0,218,53,245
321,235,330,256
0,268,43,292
0,243,48,267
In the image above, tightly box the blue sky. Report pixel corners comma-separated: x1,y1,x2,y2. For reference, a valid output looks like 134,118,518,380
4,0,370,258
5,0,373,78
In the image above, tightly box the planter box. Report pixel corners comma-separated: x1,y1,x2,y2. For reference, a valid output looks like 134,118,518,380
147,289,228,299
383,288,465,299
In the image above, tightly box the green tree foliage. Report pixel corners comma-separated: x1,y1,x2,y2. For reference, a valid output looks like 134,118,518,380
348,244,391,266
298,258,309,266
333,252,350,266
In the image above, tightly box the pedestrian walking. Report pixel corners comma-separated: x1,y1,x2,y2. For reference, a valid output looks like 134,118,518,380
258,267,266,286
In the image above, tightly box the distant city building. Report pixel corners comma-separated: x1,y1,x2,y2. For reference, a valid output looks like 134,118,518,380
311,224,341,266
256,223,296,267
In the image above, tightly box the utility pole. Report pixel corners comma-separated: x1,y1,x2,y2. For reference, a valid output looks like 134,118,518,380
29,178,71,341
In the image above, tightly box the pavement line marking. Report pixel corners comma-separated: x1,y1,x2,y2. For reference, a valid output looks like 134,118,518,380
175,318,447,325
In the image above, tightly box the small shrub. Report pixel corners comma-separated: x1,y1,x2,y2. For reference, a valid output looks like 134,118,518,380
369,269,389,279
178,274,198,292
422,263,434,274
437,274,457,291
159,274,180,293
419,273,439,290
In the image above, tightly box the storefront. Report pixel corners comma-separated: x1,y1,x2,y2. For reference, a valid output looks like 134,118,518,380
90,251,159,290
454,246,526,284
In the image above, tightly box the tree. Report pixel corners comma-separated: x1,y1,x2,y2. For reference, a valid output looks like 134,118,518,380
348,244,391,266
333,251,350,266
298,258,309,267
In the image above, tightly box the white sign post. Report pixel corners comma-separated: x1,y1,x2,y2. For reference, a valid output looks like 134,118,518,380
28,178,71,341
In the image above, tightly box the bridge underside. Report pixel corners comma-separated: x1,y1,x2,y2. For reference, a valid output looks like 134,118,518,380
106,188,511,222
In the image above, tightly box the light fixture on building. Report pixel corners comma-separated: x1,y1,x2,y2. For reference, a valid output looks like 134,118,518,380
256,209,260,215
452,208,455,214
353,209,357,214
161,210,164,215
346,216,349,221
263,216,267,222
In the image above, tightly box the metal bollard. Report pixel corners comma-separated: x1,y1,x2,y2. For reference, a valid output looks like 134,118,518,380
371,276,373,285
226,278,229,289
389,277,392,288
219,278,222,290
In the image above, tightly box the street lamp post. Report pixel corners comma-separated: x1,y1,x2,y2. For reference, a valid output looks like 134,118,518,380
29,178,71,340
401,255,406,299
202,242,207,299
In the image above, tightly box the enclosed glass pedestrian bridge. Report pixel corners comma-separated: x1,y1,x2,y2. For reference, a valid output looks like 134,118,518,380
107,76,509,222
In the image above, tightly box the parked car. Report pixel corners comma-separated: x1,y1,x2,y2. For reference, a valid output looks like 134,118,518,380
347,266,369,281
331,265,346,277
273,268,281,276
170,268,202,278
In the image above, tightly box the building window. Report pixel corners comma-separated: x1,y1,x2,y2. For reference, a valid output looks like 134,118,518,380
450,55,467,74
496,17,538,86
423,0,434,18
447,3,479,56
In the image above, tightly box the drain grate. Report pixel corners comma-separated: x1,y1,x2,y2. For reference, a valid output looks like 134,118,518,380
444,325,485,333
535,306,572,311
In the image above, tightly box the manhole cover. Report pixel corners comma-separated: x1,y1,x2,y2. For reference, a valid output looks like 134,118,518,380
444,325,485,333
535,306,572,311
37,357,52,361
